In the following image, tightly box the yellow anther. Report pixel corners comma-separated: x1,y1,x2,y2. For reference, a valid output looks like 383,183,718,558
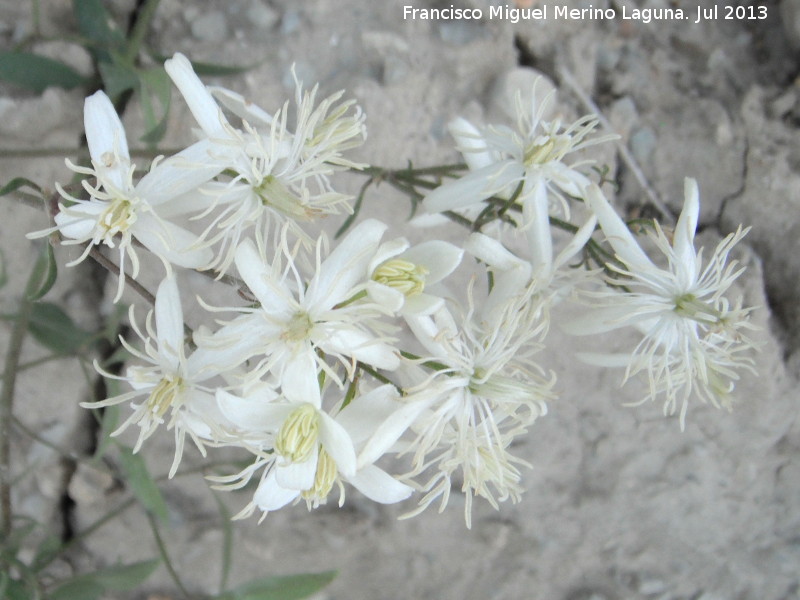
146,376,185,419
301,446,337,500
373,258,429,297
275,404,319,463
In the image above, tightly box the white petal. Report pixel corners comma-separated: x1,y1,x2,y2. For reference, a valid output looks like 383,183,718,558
322,327,400,371
234,240,293,318
155,276,184,369
136,139,225,206
307,219,387,308
423,161,522,213
365,281,404,314
368,237,409,274
319,411,357,477
357,397,433,469
209,86,274,128
335,384,401,445
84,91,129,189
449,117,494,171
523,179,553,275
55,202,105,240
254,469,300,511
402,292,443,315
215,389,290,431
586,184,655,271
554,213,598,269
133,214,213,268
164,53,229,138
281,351,321,407
401,241,463,284
348,465,413,504
673,178,700,288
275,450,318,491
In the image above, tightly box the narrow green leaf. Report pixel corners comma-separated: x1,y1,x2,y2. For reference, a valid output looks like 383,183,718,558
116,445,170,522
213,492,234,593
137,66,172,144
151,53,254,76
0,575,33,600
0,248,7,289
47,577,105,600
0,51,86,93
98,60,138,100
89,558,160,591
25,244,57,301
217,571,337,600
27,302,93,354
0,177,42,197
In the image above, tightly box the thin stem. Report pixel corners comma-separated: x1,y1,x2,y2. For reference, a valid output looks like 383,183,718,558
0,147,183,160
0,257,41,537
147,512,191,599
88,248,156,306
123,0,162,64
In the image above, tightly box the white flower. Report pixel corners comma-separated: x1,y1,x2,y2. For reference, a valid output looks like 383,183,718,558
465,178,598,323
423,82,615,218
165,53,365,271
28,91,219,301
83,276,228,476
199,219,400,389
360,290,553,527
566,181,757,428
367,238,463,315
214,384,412,517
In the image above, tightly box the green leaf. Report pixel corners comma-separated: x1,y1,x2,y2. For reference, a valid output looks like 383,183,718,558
27,302,93,354
48,560,160,600
25,244,57,301
0,575,33,600
213,492,234,593
0,248,7,290
73,0,125,63
0,177,42,197
0,51,86,93
116,445,169,522
98,60,138,100
217,571,337,600
150,53,254,77
137,67,172,144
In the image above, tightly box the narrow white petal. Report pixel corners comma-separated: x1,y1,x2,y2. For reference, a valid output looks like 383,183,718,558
449,117,494,171
84,91,129,189
554,213,597,269
234,240,292,317
335,385,401,445
673,178,700,287
348,465,413,504
423,161,522,213
308,219,387,308
401,241,463,284
164,53,229,138
254,469,300,511
154,276,184,368
319,412,357,477
523,178,553,275
215,389,289,431
276,452,318,490
357,396,434,468
281,351,321,407
136,139,225,206
209,86,273,128
133,214,213,268
586,184,655,271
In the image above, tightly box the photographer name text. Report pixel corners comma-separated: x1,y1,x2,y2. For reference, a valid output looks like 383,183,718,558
402,4,768,24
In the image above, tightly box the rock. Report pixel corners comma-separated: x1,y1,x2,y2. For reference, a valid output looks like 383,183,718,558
781,0,800,50
245,0,279,29
190,11,229,43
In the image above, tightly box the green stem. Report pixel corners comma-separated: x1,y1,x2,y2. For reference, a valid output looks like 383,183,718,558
147,512,191,599
0,258,42,537
123,0,162,64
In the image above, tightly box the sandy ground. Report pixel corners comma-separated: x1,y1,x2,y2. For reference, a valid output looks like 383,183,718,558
1,0,799,599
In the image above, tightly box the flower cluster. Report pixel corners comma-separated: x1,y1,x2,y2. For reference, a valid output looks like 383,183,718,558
29,56,758,526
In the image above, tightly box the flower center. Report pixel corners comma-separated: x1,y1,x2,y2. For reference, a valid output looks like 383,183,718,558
283,311,314,343
301,446,338,501
274,403,319,463
674,294,723,325
146,375,185,419
523,134,571,167
99,197,136,237
255,175,315,221
372,259,429,297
